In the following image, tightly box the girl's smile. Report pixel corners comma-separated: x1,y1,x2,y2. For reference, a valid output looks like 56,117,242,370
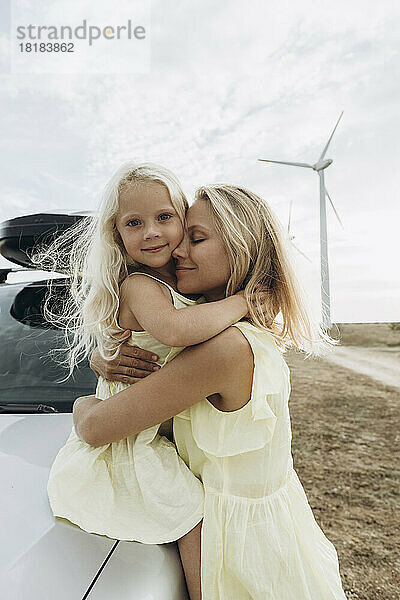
142,243,169,253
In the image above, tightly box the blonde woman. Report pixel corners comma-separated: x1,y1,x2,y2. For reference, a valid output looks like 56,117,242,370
75,184,347,600
41,163,249,546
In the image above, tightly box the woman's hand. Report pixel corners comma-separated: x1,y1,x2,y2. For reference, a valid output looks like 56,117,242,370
89,330,160,385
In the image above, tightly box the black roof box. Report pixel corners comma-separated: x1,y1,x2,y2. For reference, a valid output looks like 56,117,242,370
0,212,93,269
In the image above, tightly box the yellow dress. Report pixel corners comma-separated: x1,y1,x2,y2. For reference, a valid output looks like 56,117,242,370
47,273,205,543
173,321,346,600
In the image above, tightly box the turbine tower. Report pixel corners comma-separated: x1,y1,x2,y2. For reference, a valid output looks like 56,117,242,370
287,199,311,263
259,112,344,330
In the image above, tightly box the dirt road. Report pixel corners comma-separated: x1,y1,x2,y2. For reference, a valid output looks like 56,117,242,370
323,346,400,389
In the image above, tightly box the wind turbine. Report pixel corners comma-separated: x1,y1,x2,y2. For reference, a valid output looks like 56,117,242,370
259,111,344,329
287,199,312,263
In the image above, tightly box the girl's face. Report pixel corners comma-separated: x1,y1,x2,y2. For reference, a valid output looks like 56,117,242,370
115,182,183,268
172,199,231,301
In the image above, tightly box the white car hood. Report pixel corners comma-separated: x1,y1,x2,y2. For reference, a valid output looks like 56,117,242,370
0,414,188,599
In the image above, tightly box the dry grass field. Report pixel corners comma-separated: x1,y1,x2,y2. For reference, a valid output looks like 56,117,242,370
286,323,399,600
332,323,400,347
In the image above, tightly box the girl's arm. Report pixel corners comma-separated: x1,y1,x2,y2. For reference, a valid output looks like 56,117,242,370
73,326,253,447
120,274,248,347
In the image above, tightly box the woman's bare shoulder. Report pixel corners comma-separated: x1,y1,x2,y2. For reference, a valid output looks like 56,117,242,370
192,326,254,411
195,325,253,368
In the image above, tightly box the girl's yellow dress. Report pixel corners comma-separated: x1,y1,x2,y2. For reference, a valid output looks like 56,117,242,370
47,273,204,543
173,320,347,600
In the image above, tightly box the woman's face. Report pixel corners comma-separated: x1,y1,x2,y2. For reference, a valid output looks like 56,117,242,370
172,199,231,301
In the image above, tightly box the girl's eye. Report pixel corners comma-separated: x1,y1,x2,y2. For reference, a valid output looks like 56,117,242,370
158,213,173,221
191,239,205,244
127,219,141,227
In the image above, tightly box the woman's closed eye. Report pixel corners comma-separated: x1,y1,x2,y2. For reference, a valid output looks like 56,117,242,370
191,238,205,244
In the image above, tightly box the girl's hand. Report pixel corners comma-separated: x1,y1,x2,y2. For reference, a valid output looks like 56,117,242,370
234,290,250,317
89,330,160,385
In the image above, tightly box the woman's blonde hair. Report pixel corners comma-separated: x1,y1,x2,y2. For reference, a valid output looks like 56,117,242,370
33,161,188,378
195,184,338,357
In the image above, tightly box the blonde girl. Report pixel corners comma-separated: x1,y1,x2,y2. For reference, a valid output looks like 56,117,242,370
75,184,346,600
43,163,249,547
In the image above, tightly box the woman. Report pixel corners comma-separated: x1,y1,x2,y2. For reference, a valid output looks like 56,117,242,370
75,184,346,600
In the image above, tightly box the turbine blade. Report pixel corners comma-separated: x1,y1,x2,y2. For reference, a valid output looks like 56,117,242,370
319,111,344,161
287,199,293,234
325,186,344,229
258,159,313,169
292,243,312,263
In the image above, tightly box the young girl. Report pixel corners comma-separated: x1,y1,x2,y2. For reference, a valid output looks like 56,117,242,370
74,184,347,600
43,162,248,545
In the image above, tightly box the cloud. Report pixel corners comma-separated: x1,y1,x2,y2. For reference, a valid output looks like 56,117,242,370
0,0,399,321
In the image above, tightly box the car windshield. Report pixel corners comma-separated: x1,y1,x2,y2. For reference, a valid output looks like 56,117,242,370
0,279,97,412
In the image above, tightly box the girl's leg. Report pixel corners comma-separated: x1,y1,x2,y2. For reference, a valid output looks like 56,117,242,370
177,519,202,600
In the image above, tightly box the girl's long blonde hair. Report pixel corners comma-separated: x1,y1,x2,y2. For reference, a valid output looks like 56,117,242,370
195,184,338,356
33,162,188,379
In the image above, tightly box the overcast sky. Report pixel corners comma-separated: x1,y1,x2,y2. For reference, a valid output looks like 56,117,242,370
0,0,399,323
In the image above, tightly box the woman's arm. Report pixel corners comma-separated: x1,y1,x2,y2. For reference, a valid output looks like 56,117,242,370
120,274,248,347
73,327,253,447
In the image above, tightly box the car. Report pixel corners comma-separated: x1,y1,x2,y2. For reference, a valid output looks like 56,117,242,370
0,213,189,599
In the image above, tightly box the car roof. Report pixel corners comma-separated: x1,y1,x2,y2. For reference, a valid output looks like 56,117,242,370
0,211,94,270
